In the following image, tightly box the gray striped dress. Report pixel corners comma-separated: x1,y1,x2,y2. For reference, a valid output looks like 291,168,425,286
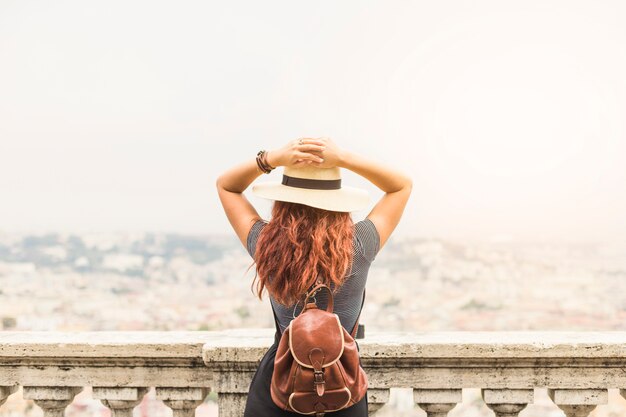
243,218,379,416
246,218,380,335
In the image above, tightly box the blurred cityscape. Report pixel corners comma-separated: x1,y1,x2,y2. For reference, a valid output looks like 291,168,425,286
1,230,626,417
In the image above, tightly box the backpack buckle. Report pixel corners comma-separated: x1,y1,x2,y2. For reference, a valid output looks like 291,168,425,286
313,370,325,396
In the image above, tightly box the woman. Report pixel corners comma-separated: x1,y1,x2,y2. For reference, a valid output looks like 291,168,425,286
216,137,412,416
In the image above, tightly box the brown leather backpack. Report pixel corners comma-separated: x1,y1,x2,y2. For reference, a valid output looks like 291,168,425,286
270,282,368,416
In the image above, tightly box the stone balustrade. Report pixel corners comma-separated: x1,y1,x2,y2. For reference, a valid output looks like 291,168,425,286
2,330,626,416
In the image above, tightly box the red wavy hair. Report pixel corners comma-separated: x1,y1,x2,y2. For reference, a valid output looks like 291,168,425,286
249,200,355,307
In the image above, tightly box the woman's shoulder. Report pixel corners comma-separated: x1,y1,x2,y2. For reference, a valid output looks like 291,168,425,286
246,218,269,258
353,218,378,237
353,218,381,263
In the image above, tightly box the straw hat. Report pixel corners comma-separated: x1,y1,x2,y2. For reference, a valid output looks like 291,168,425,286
251,165,370,212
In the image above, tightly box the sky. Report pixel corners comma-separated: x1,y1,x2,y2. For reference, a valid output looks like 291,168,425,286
1,0,625,244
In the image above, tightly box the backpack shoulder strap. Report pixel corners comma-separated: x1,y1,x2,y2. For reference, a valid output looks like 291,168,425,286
270,302,283,337
349,288,366,339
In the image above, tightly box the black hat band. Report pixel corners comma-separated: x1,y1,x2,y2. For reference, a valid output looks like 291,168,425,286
281,174,341,190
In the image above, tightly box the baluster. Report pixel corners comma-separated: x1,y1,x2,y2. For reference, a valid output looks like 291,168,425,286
482,388,533,417
548,388,607,417
217,392,248,417
367,388,390,415
22,386,83,417
156,387,210,417
92,387,149,417
0,386,19,407
414,388,462,417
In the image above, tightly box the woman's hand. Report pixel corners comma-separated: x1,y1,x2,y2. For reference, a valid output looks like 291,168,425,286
307,137,344,169
266,138,326,168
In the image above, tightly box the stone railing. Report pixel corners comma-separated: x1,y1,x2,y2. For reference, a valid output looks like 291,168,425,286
2,329,626,416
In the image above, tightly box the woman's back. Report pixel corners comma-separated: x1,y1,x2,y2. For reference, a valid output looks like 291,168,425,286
216,137,412,416
246,217,380,334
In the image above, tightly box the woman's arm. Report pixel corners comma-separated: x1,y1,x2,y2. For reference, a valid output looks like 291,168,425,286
340,149,412,251
308,137,412,251
216,138,326,248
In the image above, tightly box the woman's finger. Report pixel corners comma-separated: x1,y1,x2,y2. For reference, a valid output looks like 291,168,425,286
295,151,324,162
304,150,323,158
295,151,322,160
296,138,324,146
298,143,325,152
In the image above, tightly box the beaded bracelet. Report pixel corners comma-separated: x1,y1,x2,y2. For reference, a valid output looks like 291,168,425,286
261,150,275,170
257,150,271,173
256,150,275,174
256,150,269,173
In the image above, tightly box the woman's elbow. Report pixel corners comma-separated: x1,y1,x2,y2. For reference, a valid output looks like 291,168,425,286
403,175,413,191
215,175,224,189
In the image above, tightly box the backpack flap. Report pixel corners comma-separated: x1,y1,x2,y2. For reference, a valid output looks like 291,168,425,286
288,305,344,373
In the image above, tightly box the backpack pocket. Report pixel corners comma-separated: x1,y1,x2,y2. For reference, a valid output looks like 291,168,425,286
288,386,352,414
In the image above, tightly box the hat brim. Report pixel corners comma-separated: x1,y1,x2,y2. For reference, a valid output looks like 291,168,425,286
251,182,371,212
